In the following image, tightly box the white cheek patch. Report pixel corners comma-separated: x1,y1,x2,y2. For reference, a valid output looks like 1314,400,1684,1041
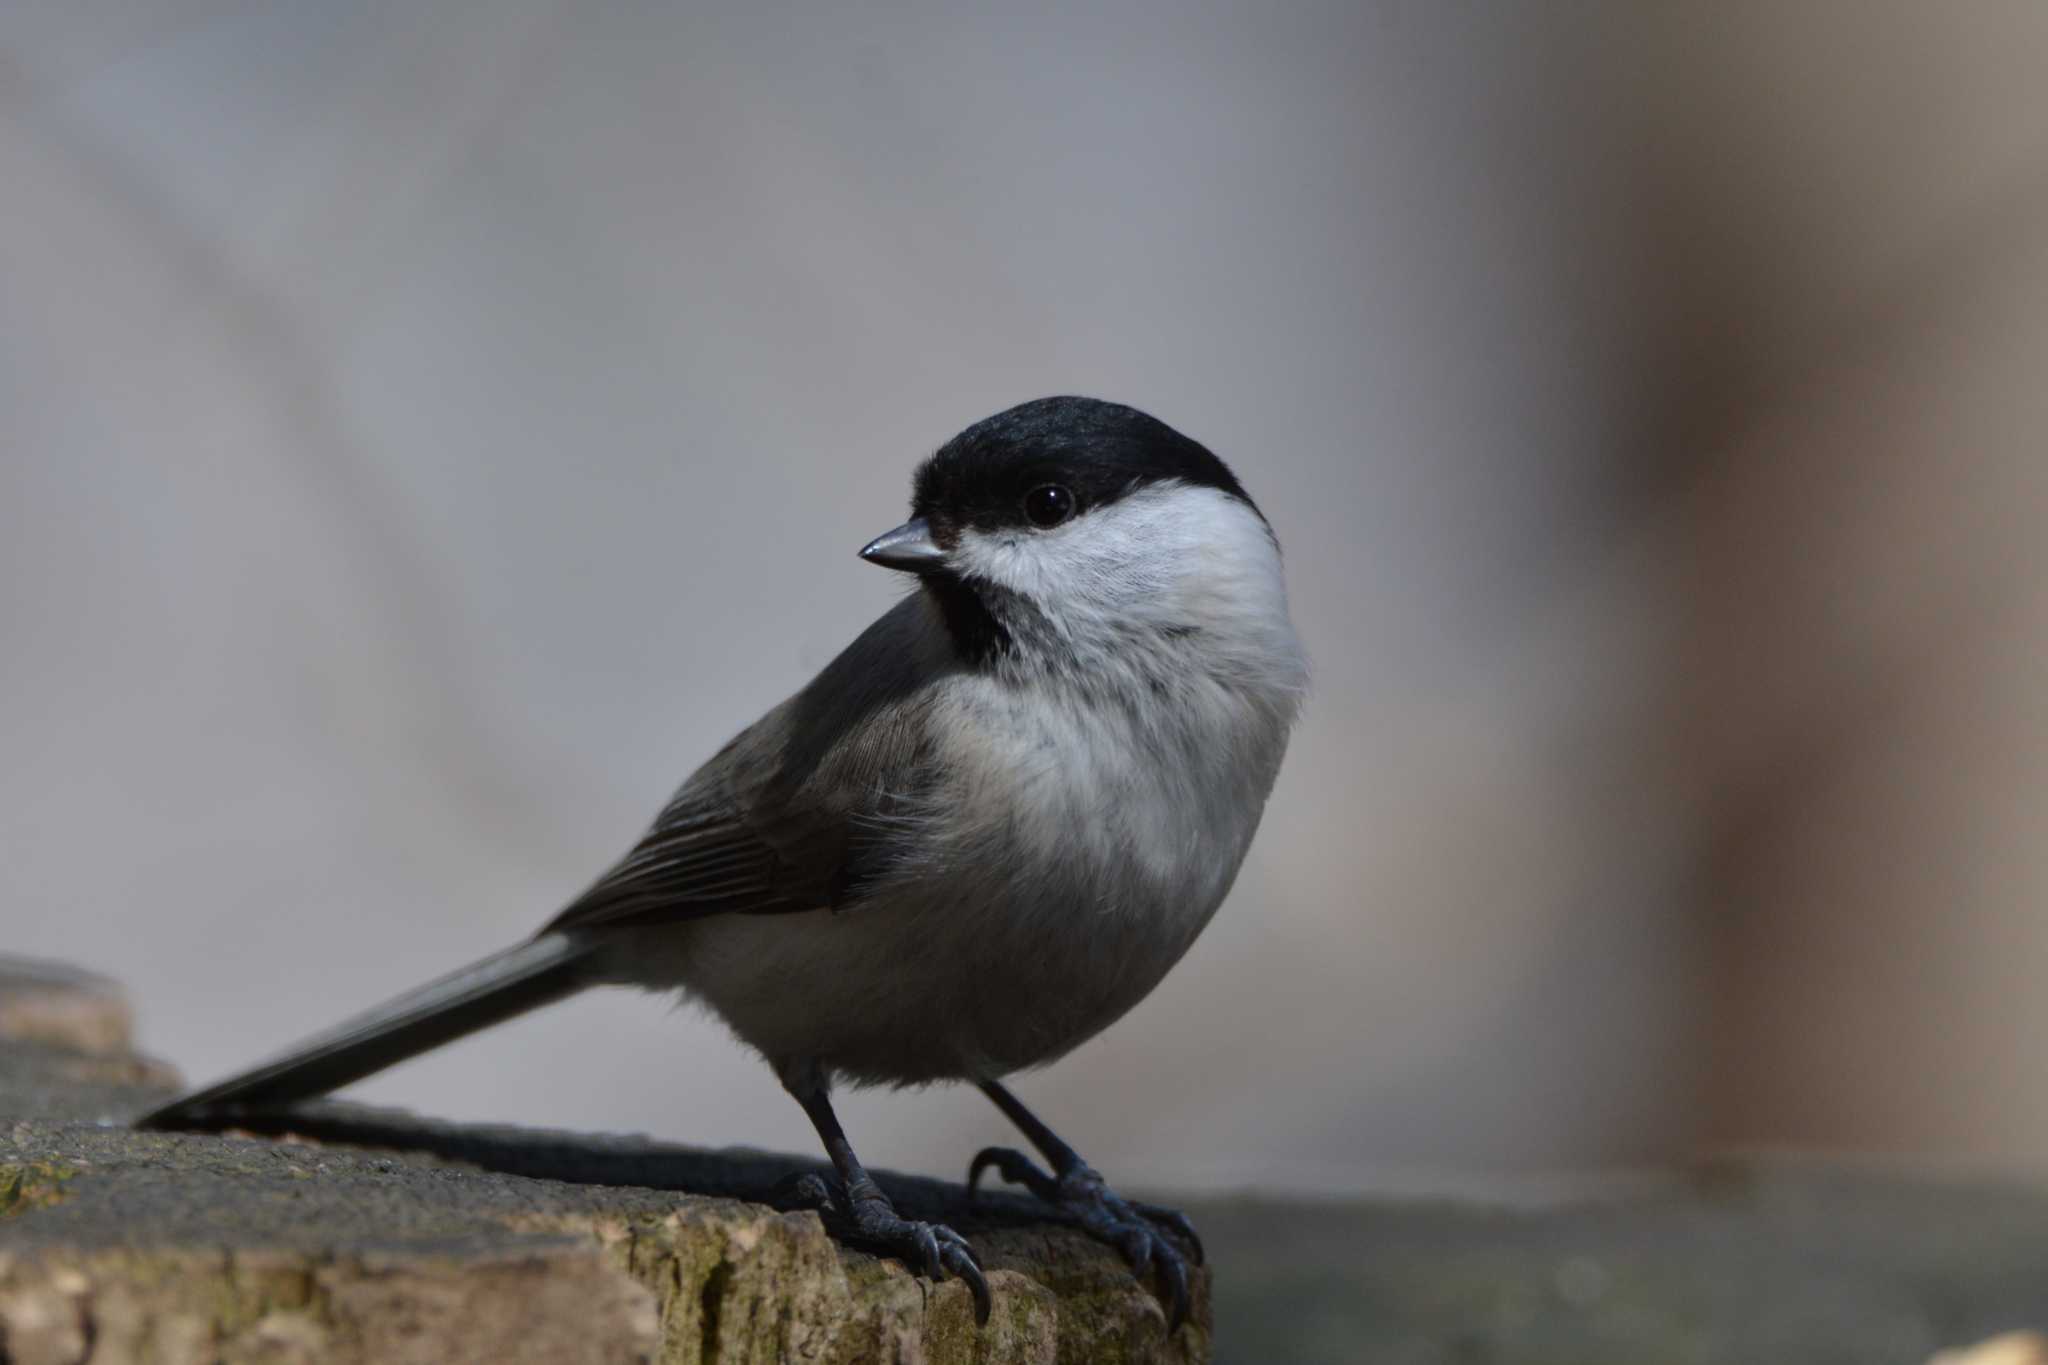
951,483,1287,636
956,522,1165,614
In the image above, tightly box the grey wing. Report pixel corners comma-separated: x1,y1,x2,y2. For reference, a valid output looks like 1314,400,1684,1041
544,595,956,934
542,736,850,931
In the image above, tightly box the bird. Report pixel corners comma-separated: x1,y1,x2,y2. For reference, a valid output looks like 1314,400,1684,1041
135,395,1307,1331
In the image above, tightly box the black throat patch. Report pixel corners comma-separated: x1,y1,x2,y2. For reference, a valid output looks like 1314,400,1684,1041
920,574,1013,664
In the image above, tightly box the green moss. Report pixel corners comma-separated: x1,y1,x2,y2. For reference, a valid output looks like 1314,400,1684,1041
0,1160,78,1217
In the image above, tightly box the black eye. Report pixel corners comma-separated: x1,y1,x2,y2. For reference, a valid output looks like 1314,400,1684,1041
1022,484,1076,528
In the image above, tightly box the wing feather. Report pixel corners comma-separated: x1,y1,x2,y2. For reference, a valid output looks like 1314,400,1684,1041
543,595,955,933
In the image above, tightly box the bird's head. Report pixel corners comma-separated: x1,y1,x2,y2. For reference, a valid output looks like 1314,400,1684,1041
861,396,1297,680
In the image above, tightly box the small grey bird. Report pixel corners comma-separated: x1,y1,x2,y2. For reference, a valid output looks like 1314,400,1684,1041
137,396,1306,1329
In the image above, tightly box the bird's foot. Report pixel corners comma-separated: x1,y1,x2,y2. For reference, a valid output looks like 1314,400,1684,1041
779,1171,992,1323
967,1147,1201,1333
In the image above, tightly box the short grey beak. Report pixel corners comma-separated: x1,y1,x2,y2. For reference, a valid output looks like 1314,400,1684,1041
859,516,947,573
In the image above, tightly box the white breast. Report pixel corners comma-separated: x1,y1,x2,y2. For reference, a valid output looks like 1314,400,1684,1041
652,484,1307,1087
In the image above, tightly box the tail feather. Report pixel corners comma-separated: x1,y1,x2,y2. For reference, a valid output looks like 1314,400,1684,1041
134,932,594,1129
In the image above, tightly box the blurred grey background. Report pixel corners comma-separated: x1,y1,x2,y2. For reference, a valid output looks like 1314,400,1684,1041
3,1,2046,1201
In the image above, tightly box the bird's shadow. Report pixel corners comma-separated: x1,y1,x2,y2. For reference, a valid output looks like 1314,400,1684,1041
170,1100,1053,1235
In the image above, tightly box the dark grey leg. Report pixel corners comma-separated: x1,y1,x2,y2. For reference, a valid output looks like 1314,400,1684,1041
785,1079,991,1323
971,1080,1200,1333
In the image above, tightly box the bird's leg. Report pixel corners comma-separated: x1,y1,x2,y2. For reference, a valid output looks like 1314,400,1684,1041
783,1072,991,1324
969,1079,1201,1333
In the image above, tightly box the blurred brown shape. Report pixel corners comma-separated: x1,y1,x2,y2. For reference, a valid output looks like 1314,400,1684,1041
1632,4,2048,1160
0,957,133,1056
1930,1331,2048,1365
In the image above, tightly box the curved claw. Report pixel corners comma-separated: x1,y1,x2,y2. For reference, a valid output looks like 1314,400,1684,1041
939,1241,992,1324
788,1174,991,1325
973,1158,1201,1335
967,1145,1059,1202
1157,1242,1191,1335
1119,1226,1156,1281
1134,1201,1206,1266
965,1147,1001,1200
896,1221,989,1324
912,1223,943,1279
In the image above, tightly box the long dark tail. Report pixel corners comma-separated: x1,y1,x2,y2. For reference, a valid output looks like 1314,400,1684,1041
134,932,595,1129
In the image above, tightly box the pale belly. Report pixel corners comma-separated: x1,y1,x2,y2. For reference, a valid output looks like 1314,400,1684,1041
601,672,1288,1087
608,832,1237,1086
